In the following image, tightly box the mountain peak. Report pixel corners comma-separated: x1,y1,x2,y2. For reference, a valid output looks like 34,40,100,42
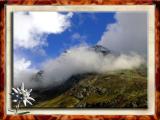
90,45,111,55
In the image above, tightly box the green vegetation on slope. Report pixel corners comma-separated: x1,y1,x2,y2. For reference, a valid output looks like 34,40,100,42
34,66,147,108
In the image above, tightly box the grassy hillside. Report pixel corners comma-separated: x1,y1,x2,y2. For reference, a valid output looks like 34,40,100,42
34,66,147,108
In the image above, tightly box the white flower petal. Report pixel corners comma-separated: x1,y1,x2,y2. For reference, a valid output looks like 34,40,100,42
28,97,35,101
23,100,27,106
12,88,18,93
28,89,32,93
26,99,32,105
21,89,25,93
17,88,21,93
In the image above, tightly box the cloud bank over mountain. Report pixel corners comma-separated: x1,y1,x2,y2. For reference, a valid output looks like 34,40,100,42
14,45,144,88
98,12,147,55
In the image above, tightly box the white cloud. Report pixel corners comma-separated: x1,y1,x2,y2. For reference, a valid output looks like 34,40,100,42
14,12,73,49
40,45,144,88
31,47,47,56
98,12,147,55
14,58,38,88
71,33,81,39
14,58,32,71
13,12,73,88
14,45,144,88
71,33,87,42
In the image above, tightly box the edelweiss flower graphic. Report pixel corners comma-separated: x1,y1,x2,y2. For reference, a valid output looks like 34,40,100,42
11,83,35,106
10,83,35,114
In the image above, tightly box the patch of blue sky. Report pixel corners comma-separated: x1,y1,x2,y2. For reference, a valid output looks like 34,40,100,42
45,12,116,58
14,12,116,68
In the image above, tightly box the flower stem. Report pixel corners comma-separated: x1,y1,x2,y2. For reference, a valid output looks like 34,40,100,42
15,101,20,114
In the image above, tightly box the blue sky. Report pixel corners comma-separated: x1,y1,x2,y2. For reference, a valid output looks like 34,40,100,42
45,13,115,57
14,12,116,68
14,11,147,70
13,11,147,88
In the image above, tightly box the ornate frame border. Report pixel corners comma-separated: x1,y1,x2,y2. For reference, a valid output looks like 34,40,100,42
0,0,160,120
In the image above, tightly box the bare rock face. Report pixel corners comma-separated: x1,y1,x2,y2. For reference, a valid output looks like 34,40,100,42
89,45,111,56
32,70,44,83
75,92,84,99
76,102,86,108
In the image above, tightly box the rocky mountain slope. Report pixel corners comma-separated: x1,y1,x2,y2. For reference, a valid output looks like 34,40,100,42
33,64,147,108
28,45,147,108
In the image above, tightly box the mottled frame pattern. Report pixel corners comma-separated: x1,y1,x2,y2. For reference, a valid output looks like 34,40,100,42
0,0,160,120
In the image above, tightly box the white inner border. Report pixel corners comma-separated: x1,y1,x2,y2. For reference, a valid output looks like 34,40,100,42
6,5,155,115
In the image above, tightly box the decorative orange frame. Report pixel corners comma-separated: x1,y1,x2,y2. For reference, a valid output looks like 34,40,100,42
0,0,160,120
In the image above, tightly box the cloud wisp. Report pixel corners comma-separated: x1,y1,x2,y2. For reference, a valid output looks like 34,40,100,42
71,33,87,43
14,58,38,88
